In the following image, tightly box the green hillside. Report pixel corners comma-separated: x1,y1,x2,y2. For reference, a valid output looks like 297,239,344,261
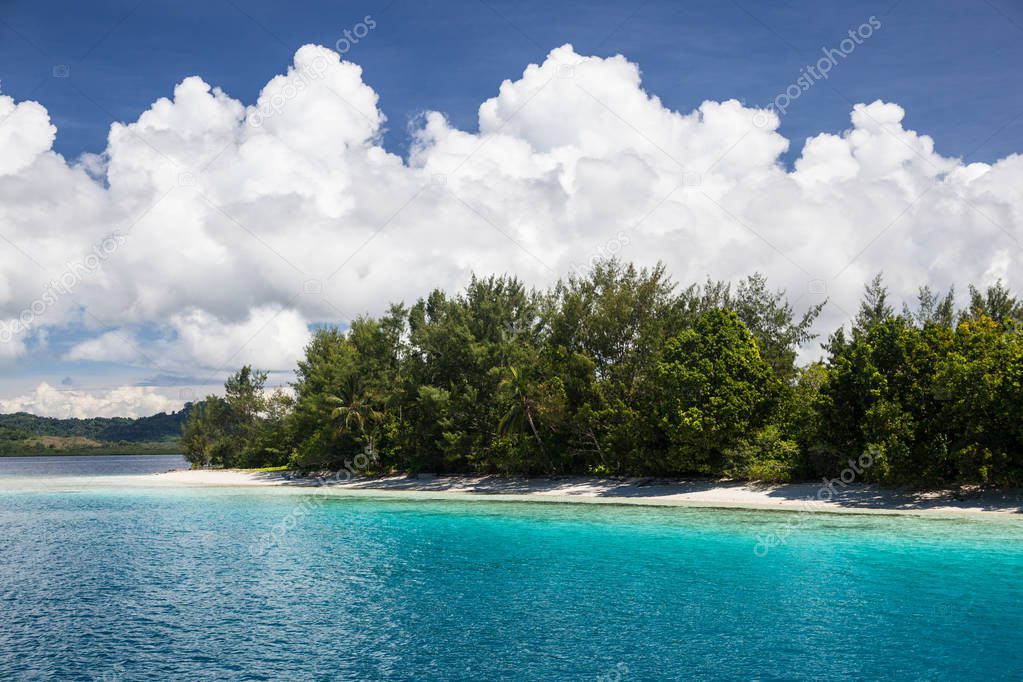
0,406,191,456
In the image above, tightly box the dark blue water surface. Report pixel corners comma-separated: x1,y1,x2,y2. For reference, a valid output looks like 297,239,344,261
0,454,186,477
1,458,1022,681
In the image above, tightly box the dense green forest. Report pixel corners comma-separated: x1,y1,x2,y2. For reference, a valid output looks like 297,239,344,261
182,260,1023,486
0,408,189,455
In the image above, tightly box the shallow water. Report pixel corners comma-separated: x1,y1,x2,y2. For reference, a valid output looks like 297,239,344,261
1,457,1021,680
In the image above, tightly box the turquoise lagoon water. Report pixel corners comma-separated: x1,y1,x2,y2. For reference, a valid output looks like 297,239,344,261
1,460,1022,680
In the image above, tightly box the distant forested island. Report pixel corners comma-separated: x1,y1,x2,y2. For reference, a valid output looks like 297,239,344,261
0,409,189,456
181,259,1023,487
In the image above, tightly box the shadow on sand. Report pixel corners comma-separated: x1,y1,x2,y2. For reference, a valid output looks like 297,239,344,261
237,471,1023,514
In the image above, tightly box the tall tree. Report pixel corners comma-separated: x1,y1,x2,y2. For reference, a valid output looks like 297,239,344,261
855,273,893,331
655,309,779,474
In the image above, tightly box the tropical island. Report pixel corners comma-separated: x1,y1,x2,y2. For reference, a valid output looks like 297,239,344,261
178,259,1023,490
0,409,189,456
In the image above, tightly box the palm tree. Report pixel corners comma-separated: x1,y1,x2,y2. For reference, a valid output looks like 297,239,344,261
328,377,383,454
498,366,545,456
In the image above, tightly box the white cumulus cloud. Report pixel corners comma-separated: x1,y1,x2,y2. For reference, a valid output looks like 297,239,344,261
0,383,183,419
0,43,1020,417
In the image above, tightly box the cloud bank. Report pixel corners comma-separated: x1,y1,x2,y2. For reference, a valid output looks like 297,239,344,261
0,43,1020,415
0,383,182,419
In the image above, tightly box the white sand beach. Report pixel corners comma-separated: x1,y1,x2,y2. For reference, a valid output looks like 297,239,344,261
92,469,1023,517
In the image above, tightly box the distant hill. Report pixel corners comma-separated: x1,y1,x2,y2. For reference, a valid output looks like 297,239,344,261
0,404,193,444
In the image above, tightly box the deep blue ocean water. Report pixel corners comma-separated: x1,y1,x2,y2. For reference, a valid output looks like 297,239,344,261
0,454,187,477
1,457,1022,681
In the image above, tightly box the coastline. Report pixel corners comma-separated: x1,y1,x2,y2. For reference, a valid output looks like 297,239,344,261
0,450,181,457
110,470,1023,518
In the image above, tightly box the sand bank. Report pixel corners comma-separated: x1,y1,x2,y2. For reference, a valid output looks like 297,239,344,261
105,469,1023,517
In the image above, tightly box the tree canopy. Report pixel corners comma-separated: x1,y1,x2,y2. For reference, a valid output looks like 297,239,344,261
182,261,1023,487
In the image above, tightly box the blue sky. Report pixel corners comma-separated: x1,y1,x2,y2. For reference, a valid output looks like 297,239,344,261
0,0,1021,417
2,0,1021,165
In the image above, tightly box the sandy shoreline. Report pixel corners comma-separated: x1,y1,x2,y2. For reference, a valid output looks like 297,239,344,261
40,469,1009,518
3,467,1021,517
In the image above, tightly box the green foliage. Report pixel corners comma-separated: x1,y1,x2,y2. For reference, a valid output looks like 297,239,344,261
820,274,1023,486
0,409,189,442
0,406,189,456
182,367,288,468
679,273,823,379
177,261,1023,486
181,396,233,467
723,425,800,482
655,310,779,474
0,441,181,457
966,280,1021,325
